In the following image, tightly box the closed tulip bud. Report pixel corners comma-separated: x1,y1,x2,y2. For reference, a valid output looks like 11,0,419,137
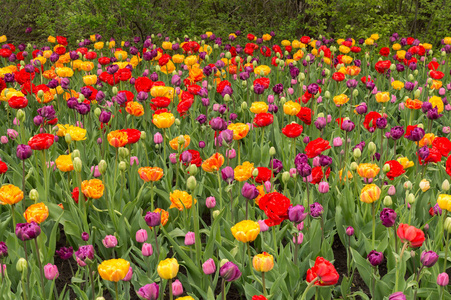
44,263,59,280
37,90,44,98
346,226,354,236
102,235,118,248
78,94,85,102
269,147,276,156
251,169,259,178
135,229,148,243
119,147,129,158
188,164,198,176
119,161,126,172
72,149,80,158
353,148,361,158
17,109,26,122
324,91,331,99
437,272,449,286
184,232,195,246
94,107,101,118
368,142,376,154
349,162,358,171
442,51,447,57
253,61,258,68
383,163,391,173
212,210,220,219
224,94,231,102
112,86,118,95
318,181,329,193
73,157,82,172
65,133,72,144
443,180,450,191
420,250,439,267
389,64,396,71
142,243,153,257
98,160,107,174
202,258,216,275
408,74,414,81
206,196,216,208
16,258,27,272
298,73,305,81
383,196,393,206
388,185,396,195
445,217,451,232
352,89,359,97
404,181,412,190
29,189,39,202
186,176,197,190
282,171,290,183
140,131,146,140
407,193,415,204
172,279,183,296
414,89,421,99
241,102,248,110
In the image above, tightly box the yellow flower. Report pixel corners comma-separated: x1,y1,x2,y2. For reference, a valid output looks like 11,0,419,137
80,61,94,72
419,133,435,148
339,45,350,54
43,50,53,59
227,123,250,140
94,42,104,50
161,60,175,74
0,184,24,205
431,80,442,90
375,92,390,103
234,162,254,182
365,38,374,46
169,135,190,151
292,40,301,49
360,184,381,203
169,190,196,211
444,37,451,45
429,96,444,113
0,35,7,43
24,203,49,224
66,126,87,141
126,101,145,117
109,40,116,48
396,50,406,60
107,130,128,147
437,194,451,211
153,112,175,129
206,31,213,37
55,154,74,172
184,55,198,66
98,259,130,282
346,66,360,76
419,179,430,192
81,179,105,199
231,220,260,243
253,65,271,76
341,55,353,64
172,54,185,64
83,75,97,86
151,86,175,100
391,81,404,90
339,169,353,182
262,34,272,41
114,50,128,61
162,41,173,50
370,34,380,40
283,101,301,116
249,102,269,114
56,67,74,78
357,163,380,179
422,43,432,50
175,297,195,300
293,50,304,61
157,258,179,280
337,39,345,45
333,94,349,106
48,36,56,43
392,43,402,51
397,157,414,169
281,40,291,46
138,167,164,182
253,252,274,272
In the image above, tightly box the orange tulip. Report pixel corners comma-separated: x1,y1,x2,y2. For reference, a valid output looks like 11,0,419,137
201,153,225,172
138,167,164,182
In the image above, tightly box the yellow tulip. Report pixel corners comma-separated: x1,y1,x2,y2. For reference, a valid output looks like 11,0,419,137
231,220,260,243
98,259,130,282
157,258,179,280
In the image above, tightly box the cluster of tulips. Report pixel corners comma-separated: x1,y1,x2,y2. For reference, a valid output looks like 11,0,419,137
0,30,451,299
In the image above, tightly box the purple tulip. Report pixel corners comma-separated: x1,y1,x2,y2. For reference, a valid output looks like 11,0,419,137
309,202,323,217
367,250,384,266
221,166,234,184
137,283,159,300
220,262,241,282
288,205,308,223
380,208,397,227
16,222,41,241
420,250,439,267
145,212,161,227
56,246,73,260
241,183,259,200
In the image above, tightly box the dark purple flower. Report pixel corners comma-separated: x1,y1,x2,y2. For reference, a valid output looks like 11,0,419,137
17,144,32,160
346,79,358,89
81,232,89,241
376,118,387,129
314,117,327,130
0,242,8,259
56,246,74,260
210,117,227,131
145,212,161,227
342,120,355,132
75,103,90,115
380,208,397,227
273,83,284,94
37,105,56,120
270,159,283,173
107,64,119,74
427,107,442,120
297,163,312,177
319,155,332,167
33,115,44,126
201,98,210,107
367,250,384,266
3,73,15,83
309,202,323,217
404,82,415,91
137,91,148,102
241,183,259,200
418,146,430,160
80,87,93,98
220,262,241,282
288,205,308,223
422,101,433,113
220,129,233,145
16,222,41,241
239,72,250,81
75,245,95,266
420,250,438,267
294,153,308,167
221,166,234,184
405,127,425,142
150,72,158,81
390,126,404,140
196,114,207,124
356,103,368,115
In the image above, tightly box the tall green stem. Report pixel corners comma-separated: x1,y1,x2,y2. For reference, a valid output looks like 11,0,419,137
34,238,46,298
216,171,223,210
372,202,376,249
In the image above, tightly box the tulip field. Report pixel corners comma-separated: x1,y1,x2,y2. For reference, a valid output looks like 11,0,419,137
1,31,451,300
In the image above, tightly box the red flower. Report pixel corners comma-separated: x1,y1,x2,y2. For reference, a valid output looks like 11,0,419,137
15,68,34,85
8,96,28,109
179,150,202,167
304,138,331,158
117,68,132,81
253,113,274,128
300,36,311,44
253,77,270,89
177,98,194,116
407,37,415,45
253,167,272,183
282,123,303,138
247,34,256,41
182,41,200,54
310,167,330,185
252,296,268,300
446,156,451,177
430,71,444,80
384,160,406,180
428,61,440,71
135,77,154,93
56,36,68,46
397,224,425,248
306,257,339,286
98,57,111,65
216,80,231,94
28,134,54,150
297,107,312,125
77,47,88,55
419,147,442,165
363,111,382,132
375,60,391,73
0,161,8,174
332,72,345,82
158,54,171,66
379,47,390,57
432,137,451,157
404,125,418,138
260,46,272,57
187,84,201,95
151,97,171,109
85,51,97,60
71,187,87,204
258,192,291,226
0,49,12,58
54,46,66,55
351,46,361,53
119,129,141,144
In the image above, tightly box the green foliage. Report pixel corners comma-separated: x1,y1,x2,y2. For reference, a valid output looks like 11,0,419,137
1,0,451,46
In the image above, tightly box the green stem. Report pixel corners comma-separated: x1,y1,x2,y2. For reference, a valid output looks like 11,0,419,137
262,272,267,297
154,227,160,259
216,171,223,210
372,202,376,249
150,182,155,212
272,226,277,255
34,238,46,298
300,278,318,300
115,281,119,300
443,230,450,273
88,265,95,300
221,278,226,300
395,243,408,292
169,278,173,300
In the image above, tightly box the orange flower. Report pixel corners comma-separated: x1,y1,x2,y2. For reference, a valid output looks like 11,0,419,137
55,154,74,172
201,153,225,172
405,98,422,110
24,203,49,224
234,162,255,182
138,167,164,182
169,135,190,150
254,185,266,206
154,208,169,226
419,133,435,147
83,75,97,86
125,101,144,117
188,67,204,83
357,163,380,179
107,130,128,147
228,123,250,140
0,184,24,205
339,168,353,183
81,179,105,199
169,190,196,211
346,66,360,76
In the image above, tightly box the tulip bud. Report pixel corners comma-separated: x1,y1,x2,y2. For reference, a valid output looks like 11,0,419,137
16,258,27,272
65,133,72,144
98,160,107,175
324,91,331,99
383,196,393,206
212,210,220,219
404,181,412,190
241,102,248,110
346,226,354,236
224,94,231,102
112,86,118,95
96,298,106,300
443,180,450,191
350,162,358,171
247,56,252,63
282,171,290,183
414,89,421,99
407,193,415,204
206,196,216,208
252,168,259,177
73,157,82,172
72,149,80,158
367,142,376,154
352,89,359,97
136,229,148,243
390,64,396,71
78,94,85,102
187,176,197,191
142,243,153,257
188,164,198,176
269,147,276,156
17,109,26,122
37,90,44,98
408,74,414,81
353,148,361,159
388,185,396,195
29,189,39,202
298,73,305,81
119,147,129,158
383,163,391,173
119,161,126,172
445,217,451,232
140,131,146,140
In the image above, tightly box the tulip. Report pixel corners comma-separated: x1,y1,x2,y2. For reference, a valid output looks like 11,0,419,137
157,258,179,280
136,229,148,243
420,250,439,267
202,258,216,275
81,232,89,241
137,283,159,300
388,292,407,300
206,196,216,208
220,262,241,282
145,212,161,227
437,272,449,286
184,232,195,246
44,263,59,280
367,250,384,266
122,267,133,281
142,243,153,257
0,242,8,259
15,222,41,241
288,205,308,223
346,226,354,236
172,279,183,296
